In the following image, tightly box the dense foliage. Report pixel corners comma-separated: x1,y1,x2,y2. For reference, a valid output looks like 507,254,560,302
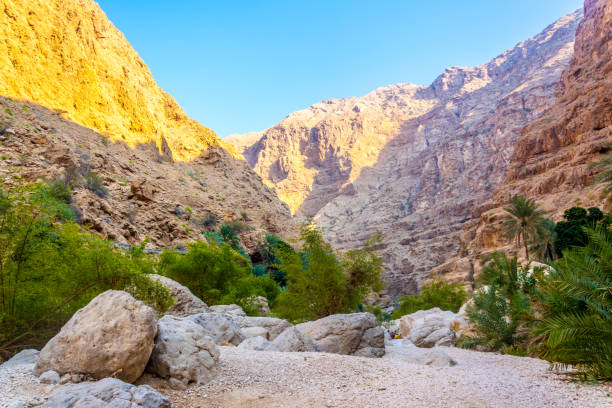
273,222,384,322
391,279,467,319
554,206,610,256
0,177,172,358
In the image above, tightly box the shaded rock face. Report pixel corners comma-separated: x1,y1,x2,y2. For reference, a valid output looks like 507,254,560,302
432,0,612,285
147,315,219,386
43,377,171,408
296,313,385,357
229,11,582,296
147,274,209,317
34,291,157,384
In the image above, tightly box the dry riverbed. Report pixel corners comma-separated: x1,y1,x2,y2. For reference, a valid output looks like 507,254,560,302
1,345,610,408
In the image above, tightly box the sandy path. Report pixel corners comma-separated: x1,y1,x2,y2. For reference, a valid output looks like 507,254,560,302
1,343,610,407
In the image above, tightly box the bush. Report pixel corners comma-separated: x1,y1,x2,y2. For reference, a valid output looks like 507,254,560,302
554,206,607,256
84,171,108,198
0,178,171,357
273,221,384,322
193,211,219,229
536,228,612,380
391,279,467,319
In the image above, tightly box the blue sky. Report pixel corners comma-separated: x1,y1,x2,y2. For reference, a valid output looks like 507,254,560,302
96,0,582,137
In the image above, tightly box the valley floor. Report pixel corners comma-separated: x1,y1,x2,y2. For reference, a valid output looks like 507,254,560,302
1,343,610,408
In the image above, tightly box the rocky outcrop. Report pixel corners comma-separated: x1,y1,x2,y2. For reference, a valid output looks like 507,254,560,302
34,291,157,383
271,327,317,352
228,11,582,296
148,274,209,317
432,0,612,285
187,313,246,346
232,316,293,341
399,308,468,348
43,378,171,408
296,313,385,357
147,315,219,386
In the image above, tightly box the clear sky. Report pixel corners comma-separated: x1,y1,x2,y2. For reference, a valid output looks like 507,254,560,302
96,0,583,137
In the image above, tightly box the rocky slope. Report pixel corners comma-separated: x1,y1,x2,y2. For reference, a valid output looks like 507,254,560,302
0,0,295,250
0,0,223,162
431,0,612,285
229,11,582,296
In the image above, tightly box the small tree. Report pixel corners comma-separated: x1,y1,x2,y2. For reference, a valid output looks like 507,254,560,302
502,196,547,260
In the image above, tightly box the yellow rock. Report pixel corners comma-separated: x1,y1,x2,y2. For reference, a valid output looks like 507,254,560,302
0,0,218,161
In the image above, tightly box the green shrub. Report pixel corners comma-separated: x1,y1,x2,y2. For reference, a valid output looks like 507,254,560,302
193,211,219,229
84,172,108,198
392,279,467,319
536,228,612,380
273,221,383,322
0,178,171,357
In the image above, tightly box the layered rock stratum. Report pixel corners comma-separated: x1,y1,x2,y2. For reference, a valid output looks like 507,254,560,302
431,0,612,285
0,0,296,249
228,10,583,295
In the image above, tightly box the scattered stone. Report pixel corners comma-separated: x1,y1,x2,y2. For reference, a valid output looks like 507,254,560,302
297,313,385,357
237,336,278,352
232,316,292,340
271,327,317,352
399,308,468,348
39,370,60,385
43,377,171,407
147,315,219,385
148,274,209,317
186,312,246,345
241,326,269,339
209,304,246,316
34,290,158,383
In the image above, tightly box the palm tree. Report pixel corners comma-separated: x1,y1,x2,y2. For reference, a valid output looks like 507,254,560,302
530,218,556,261
502,196,547,260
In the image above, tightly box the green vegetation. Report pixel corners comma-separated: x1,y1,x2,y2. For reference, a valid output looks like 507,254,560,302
0,177,172,358
460,198,612,380
502,196,548,260
392,279,467,319
84,171,108,198
273,222,384,322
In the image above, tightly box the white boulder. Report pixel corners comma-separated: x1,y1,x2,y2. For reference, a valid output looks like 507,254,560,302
271,327,317,352
384,339,457,367
209,304,246,316
232,316,292,340
147,274,209,316
237,336,278,352
399,307,468,348
186,313,245,345
242,326,270,339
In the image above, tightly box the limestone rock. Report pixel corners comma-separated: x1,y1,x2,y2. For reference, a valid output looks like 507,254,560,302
242,326,270,340
34,290,157,383
42,377,171,408
186,313,245,346
148,274,209,317
1,349,39,368
245,296,271,316
232,316,292,341
399,308,468,348
296,313,385,357
130,178,156,202
39,370,60,385
209,304,246,316
237,336,278,352
147,315,219,385
271,327,317,352
384,339,457,367
228,11,582,295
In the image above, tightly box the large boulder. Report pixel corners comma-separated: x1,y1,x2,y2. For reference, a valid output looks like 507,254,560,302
384,339,457,367
1,349,38,368
271,327,317,352
186,313,245,345
209,304,246,316
237,336,278,352
34,290,157,383
232,316,292,340
147,274,209,317
296,313,385,357
147,315,219,386
242,326,270,339
43,377,171,408
399,307,468,348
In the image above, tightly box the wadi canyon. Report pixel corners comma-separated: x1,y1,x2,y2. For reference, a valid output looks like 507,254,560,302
229,5,611,297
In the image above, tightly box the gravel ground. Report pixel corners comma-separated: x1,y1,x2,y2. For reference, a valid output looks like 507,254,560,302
1,343,610,408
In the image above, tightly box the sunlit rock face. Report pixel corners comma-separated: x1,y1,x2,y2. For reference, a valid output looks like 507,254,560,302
229,10,582,296
0,0,218,161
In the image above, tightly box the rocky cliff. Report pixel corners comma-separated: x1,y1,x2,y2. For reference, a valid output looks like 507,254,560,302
0,0,221,161
431,0,612,285
229,11,582,296
0,0,295,250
